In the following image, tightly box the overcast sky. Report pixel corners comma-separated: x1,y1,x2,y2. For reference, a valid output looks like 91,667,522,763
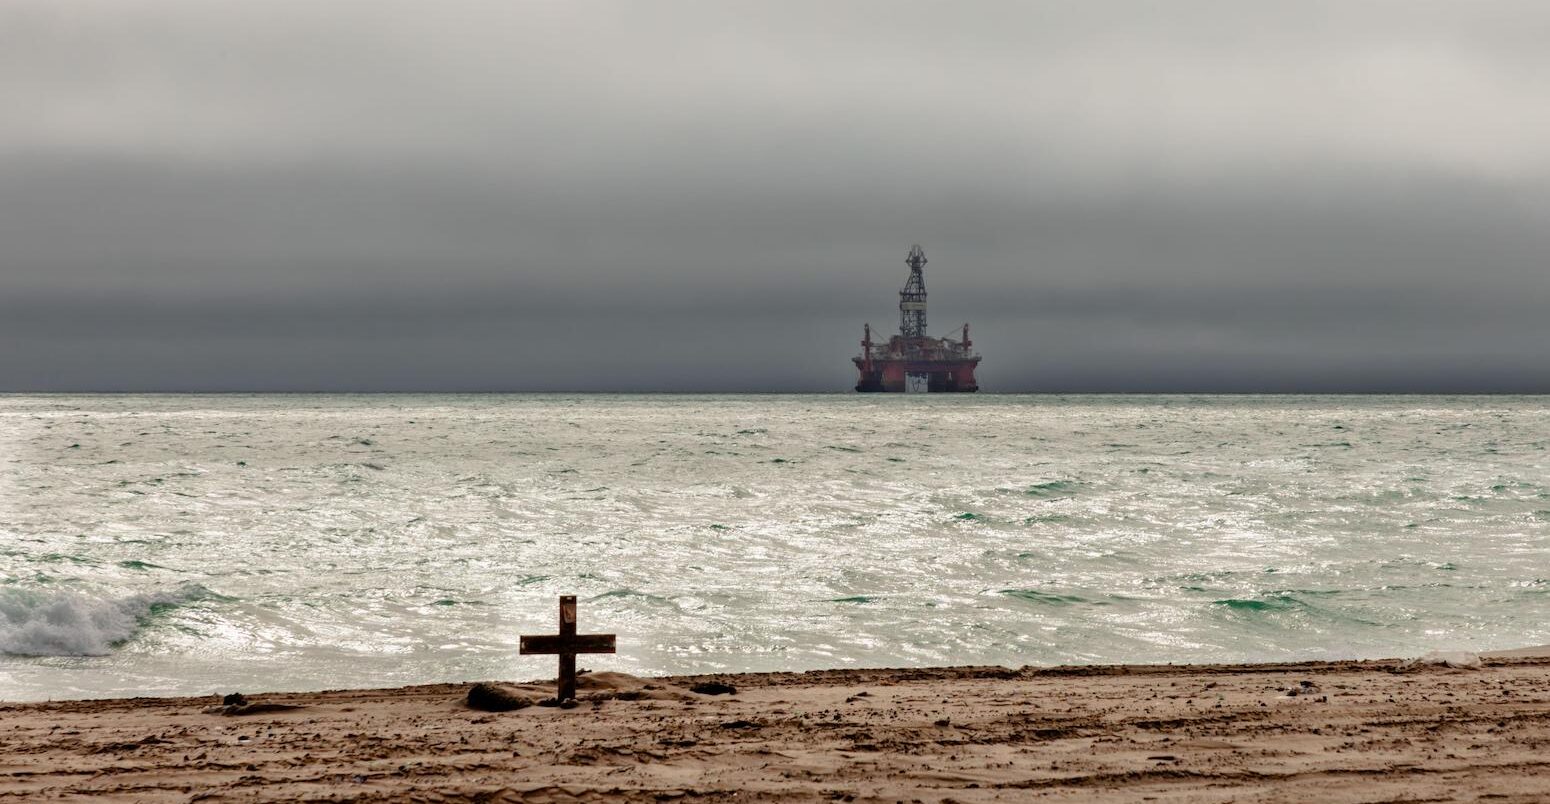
3,1,1548,391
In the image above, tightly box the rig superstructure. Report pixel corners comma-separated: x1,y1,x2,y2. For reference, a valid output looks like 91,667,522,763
853,245,981,392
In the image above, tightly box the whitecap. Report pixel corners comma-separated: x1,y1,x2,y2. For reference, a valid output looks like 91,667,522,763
0,586,203,657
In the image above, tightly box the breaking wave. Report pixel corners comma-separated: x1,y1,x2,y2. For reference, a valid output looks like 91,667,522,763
0,585,208,657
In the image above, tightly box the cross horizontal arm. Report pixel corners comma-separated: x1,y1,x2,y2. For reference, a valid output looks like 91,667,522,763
519,634,617,655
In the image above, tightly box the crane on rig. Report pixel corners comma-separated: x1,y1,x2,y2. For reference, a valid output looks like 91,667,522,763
853,245,981,392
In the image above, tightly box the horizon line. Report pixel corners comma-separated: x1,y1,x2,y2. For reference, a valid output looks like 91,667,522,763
4,389,1550,397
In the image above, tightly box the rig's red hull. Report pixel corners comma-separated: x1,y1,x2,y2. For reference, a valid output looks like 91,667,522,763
853,357,980,392
853,333,980,392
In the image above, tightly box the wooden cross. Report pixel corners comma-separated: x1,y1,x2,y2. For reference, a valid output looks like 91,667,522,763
519,595,616,701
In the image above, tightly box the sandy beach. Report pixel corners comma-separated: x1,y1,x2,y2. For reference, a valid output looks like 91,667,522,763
4,652,1550,802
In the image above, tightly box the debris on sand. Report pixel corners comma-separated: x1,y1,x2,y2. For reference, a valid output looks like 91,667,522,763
204,692,306,716
466,683,535,712
1401,650,1482,669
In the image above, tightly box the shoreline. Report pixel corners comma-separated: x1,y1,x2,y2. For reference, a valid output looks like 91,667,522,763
8,644,1546,706
5,652,1550,801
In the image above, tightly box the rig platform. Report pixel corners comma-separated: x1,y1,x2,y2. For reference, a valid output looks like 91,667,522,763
853,245,981,393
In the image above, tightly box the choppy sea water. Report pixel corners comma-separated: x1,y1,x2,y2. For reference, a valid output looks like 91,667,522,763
1,394,1548,701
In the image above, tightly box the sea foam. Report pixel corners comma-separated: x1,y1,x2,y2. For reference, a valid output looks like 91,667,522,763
0,586,201,657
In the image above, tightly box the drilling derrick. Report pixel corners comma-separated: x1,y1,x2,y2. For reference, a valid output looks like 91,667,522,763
899,245,928,338
853,245,981,393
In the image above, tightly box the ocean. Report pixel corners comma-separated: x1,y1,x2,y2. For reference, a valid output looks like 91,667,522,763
1,394,1547,701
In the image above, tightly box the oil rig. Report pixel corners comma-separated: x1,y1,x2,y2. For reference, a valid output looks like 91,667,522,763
853,245,981,392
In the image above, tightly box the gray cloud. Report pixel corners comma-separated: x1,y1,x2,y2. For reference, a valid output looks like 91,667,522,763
2,1,1548,391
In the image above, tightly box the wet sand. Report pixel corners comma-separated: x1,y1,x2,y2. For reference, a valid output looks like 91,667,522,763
4,653,1550,802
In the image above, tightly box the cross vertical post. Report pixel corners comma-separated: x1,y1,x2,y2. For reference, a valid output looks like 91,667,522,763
557,595,578,700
